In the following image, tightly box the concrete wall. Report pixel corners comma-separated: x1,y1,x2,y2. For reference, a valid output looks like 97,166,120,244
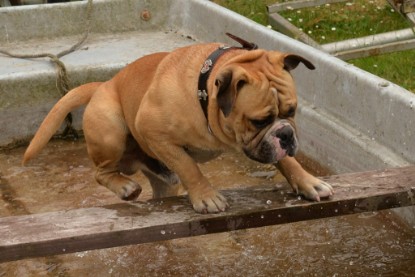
0,0,413,226
0,0,414,171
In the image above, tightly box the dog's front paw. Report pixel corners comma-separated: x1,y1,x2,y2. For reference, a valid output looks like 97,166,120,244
189,187,229,214
291,175,334,202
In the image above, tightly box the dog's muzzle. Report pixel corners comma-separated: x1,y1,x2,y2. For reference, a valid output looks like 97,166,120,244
273,123,297,157
243,120,298,164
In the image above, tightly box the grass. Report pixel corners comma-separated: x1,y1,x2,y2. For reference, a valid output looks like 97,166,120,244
212,0,415,92
277,0,410,43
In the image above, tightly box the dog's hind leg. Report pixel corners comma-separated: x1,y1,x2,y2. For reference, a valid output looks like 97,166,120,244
116,133,181,199
83,90,142,200
132,148,180,198
142,169,181,199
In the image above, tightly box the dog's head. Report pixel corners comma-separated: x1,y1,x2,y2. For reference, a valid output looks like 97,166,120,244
210,50,315,163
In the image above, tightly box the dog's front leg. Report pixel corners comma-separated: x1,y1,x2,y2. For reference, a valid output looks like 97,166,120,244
276,156,333,201
150,144,228,213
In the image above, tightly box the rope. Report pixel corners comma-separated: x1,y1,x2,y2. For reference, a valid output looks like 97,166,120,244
0,0,94,140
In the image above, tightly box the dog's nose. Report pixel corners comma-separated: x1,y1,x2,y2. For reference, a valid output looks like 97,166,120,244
275,125,295,155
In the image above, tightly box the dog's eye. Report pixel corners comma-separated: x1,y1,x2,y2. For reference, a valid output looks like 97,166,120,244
280,106,296,118
286,107,296,117
250,115,274,129
236,79,246,91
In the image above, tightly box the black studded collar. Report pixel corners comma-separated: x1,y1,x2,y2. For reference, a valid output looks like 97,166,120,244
197,33,258,121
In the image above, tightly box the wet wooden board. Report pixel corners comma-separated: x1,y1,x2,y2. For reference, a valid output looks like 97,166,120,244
0,166,414,263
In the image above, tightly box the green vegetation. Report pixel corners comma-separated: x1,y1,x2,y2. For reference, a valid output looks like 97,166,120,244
212,0,415,92
278,0,410,43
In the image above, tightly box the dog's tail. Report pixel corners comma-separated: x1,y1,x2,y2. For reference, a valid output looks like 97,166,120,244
22,82,102,165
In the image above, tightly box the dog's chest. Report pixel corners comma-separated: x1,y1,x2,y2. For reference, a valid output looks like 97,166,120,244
184,146,222,163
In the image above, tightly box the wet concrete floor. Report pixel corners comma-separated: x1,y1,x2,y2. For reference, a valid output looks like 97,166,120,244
0,139,414,276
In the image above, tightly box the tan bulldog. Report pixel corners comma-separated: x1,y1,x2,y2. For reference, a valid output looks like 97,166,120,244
23,34,333,213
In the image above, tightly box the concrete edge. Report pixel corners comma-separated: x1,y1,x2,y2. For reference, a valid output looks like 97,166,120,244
0,0,414,227
1,0,414,167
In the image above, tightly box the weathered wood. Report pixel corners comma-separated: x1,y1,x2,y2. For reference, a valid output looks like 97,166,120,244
334,38,415,60
268,12,322,49
387,0,415,24
0,166,414,263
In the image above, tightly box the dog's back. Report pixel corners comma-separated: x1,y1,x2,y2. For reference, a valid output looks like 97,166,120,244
113,52,169,131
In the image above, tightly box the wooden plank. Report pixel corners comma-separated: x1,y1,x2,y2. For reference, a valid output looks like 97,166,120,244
403,0,415,13
0,166,414,263
321,28,415,54
268,13,322,49
408,12,415,24
387,0,415,24
334,38,415,60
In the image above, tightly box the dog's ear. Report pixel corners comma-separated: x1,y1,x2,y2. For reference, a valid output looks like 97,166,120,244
283,54,315,71
215,70,234,117
215,68,248,117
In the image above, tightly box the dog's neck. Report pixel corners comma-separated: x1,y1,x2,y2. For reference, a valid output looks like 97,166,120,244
197,33,258,130
197,45,234,120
